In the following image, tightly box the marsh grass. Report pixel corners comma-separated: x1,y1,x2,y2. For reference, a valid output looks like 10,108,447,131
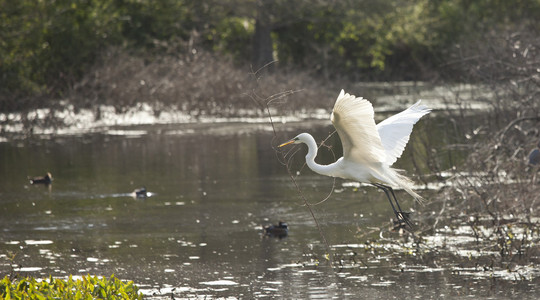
70,49,341,118
0,48,344,135
427,28,540,267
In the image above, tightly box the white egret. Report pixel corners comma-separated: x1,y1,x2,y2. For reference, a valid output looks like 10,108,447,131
279,90,431,226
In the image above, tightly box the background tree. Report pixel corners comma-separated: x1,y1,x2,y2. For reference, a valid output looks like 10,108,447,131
1,0,540,111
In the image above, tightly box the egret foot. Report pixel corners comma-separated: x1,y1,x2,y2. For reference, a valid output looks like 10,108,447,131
393,211,412,229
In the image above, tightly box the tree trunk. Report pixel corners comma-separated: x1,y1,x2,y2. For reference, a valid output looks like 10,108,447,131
251,1,274,72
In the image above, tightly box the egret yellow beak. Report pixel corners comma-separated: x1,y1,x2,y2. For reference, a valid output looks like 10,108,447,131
278,139,295,147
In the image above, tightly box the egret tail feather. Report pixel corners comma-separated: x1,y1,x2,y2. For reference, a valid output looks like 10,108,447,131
387,168,425,204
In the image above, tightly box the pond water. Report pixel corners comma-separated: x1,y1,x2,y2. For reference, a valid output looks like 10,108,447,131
1,103,539,298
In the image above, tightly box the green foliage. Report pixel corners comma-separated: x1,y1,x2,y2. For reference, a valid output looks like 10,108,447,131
208,17,254,61
273,0,540,79
1,0,539,109
0,0,124,102
117,0,193,48
0,275,143,299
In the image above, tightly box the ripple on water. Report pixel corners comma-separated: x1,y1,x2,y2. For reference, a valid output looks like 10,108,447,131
24,240,53,245
16,267,43,272
200,280,238,286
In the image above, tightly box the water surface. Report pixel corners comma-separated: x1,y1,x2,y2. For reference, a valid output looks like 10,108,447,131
1,114,538,299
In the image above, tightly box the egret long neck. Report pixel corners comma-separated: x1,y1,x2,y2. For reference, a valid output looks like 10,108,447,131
303,134,337,177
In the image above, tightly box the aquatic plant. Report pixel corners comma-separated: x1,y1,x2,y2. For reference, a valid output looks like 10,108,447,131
0,275,143,300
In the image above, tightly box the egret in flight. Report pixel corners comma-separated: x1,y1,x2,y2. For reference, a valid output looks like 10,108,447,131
279,90,431,227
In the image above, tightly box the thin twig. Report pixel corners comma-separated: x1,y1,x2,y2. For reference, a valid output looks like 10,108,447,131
498,116,540,144
255,89,335,266
432,192,448,230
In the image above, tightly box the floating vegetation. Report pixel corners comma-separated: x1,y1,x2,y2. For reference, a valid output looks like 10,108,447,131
0,275,143,299
324,214,540,280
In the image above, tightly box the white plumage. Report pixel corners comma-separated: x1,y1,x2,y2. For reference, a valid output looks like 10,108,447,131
377,100,431,166
279,90,431,226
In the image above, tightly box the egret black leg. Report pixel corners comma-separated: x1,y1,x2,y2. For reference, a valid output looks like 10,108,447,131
373,183,412,228
387,186,412,228
374,184,399,217
387,187,407,217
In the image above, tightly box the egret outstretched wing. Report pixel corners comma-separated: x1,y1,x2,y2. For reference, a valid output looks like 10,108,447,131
376,101,431,166
331,90,387,164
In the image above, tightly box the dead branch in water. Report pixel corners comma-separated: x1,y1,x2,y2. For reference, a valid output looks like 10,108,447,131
247,69,340,265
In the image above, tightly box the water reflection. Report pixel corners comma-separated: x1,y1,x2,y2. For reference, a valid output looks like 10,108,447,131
0,119,537,298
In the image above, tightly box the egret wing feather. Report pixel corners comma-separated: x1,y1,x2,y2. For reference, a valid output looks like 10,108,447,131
331,90,387,165
376,101,431,166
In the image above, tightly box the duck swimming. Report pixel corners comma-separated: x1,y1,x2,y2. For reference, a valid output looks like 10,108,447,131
263,221,288,238
131,187,148,198
28,172,53,185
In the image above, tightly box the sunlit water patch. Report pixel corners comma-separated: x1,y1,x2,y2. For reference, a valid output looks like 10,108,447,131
24,240,54,245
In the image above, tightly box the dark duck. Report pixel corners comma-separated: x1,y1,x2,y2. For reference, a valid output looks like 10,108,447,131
263,221,289,238
131,187,148,198
28,172,53,185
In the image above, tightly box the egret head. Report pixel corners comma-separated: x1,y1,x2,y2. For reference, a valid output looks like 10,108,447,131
278,133,310,147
